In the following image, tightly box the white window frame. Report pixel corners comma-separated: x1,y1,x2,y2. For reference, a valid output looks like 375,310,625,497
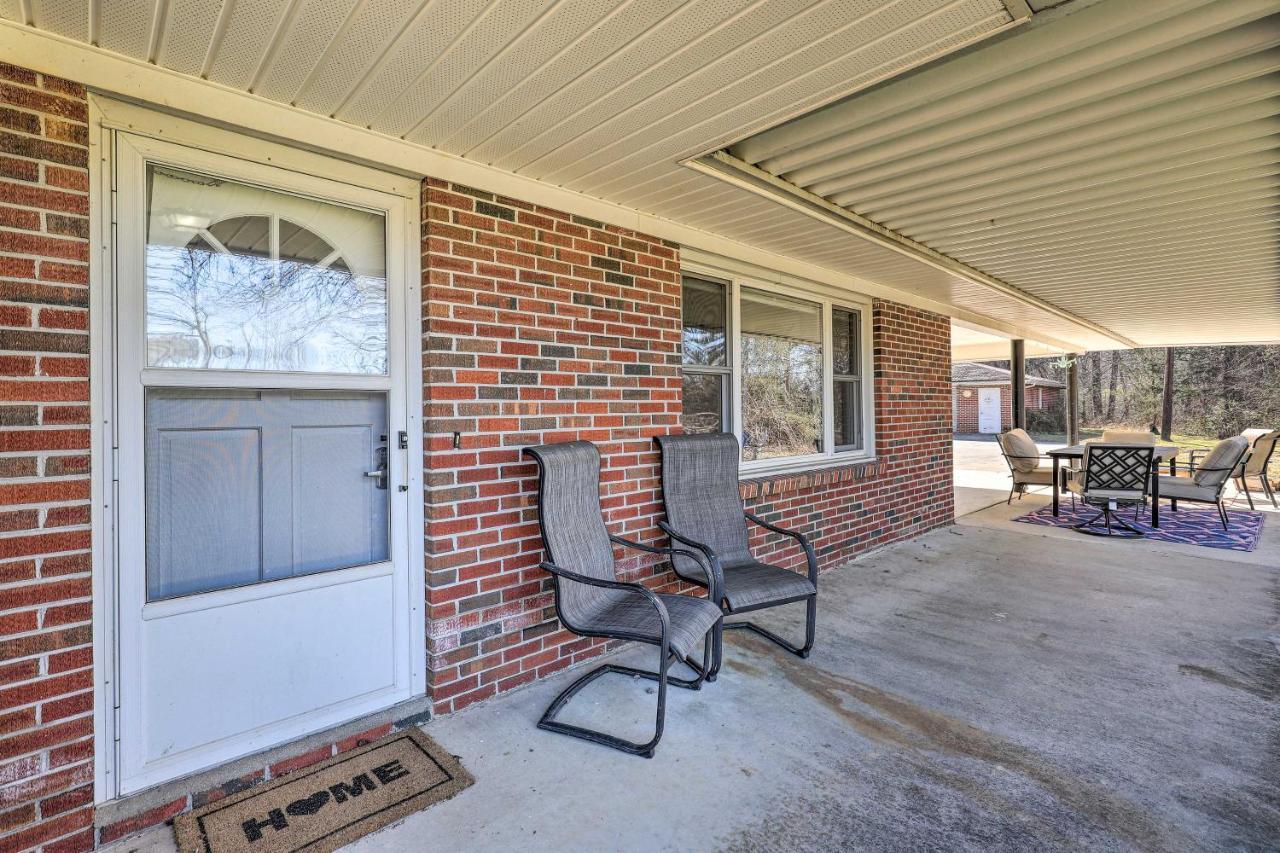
681,253,876,477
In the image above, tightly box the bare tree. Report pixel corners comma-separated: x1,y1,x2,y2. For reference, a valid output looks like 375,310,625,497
1160,347,1174,441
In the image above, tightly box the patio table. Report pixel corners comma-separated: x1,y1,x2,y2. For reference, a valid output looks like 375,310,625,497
1047,444,1180,528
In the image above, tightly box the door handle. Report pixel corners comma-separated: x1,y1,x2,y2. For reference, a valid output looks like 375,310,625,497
366,445,388,490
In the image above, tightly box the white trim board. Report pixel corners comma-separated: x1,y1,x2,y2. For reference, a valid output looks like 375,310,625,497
0,20,1101,349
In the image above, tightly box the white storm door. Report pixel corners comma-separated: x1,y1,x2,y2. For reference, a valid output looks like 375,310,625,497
113,133,416,794
978,387,1002,434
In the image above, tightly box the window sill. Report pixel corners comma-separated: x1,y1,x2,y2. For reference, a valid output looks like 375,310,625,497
740,453,874,478
738,454,884,499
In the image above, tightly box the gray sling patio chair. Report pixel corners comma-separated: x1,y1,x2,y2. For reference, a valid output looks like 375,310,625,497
655,433,818,679
524,441,721,758
1154,435,1251,530
1064,443,1154,537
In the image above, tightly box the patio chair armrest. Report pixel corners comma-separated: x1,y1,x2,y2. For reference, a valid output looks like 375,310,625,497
606,537,721,596
539,561,671,634
1179,460,1241,474
654,523,726,603
745,512,819,585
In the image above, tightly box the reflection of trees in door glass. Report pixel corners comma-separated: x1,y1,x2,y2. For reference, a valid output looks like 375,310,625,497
145,166,388,374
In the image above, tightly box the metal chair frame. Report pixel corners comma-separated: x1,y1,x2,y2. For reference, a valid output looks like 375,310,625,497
1165,451,1252,532
660,513,818,680
1071,444,1154,538
525,444,720,759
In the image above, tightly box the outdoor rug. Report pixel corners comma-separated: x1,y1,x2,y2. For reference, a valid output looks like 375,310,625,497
1014,502,1265,552
173,727,472,853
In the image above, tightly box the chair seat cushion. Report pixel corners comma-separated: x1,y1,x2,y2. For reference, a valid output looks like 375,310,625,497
1157,476,1220,502
721,559,816,612
1013,466,1055,486
578,591,721,659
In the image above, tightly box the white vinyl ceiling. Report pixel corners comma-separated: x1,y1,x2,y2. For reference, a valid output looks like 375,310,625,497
2,0,1272,352
724,0,1280,348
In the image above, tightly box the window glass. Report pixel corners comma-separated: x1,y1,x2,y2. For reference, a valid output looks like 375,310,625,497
682,275,727,367
682,372,726,434
740,287,823,460
145,165,388,374
832,307,859,376
833,307,862,451
144,388,390,600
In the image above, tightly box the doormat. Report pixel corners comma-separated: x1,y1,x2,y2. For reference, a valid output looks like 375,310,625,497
173,728,473,853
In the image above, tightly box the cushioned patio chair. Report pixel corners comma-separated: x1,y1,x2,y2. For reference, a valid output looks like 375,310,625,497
655,433,818,679
1099,429,1157,445
1155,436,1250,531
524,441,721,758
1193,429,1278,510
995,428,1062,504
1235,429,1279,509
1065,444,1154,537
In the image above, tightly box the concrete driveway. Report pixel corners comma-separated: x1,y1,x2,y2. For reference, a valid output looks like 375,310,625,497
336,501,1278,852
953,434,1064,517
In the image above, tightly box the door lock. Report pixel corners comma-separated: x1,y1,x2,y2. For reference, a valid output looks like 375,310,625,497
365,445,389,490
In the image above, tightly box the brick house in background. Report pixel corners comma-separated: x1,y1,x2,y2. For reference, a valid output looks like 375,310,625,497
0,63,954,850
952,362,1065,434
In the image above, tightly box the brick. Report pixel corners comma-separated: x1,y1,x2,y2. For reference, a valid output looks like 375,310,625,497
190,770,263,809
268,744,332,778
97,797,185,844
0,805,90,851
0,329,87,354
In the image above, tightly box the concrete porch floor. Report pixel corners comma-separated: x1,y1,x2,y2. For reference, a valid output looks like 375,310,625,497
115,499,1279,852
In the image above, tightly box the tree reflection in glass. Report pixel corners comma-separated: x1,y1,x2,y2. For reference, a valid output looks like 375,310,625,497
740,287,823,460
145,166,388,374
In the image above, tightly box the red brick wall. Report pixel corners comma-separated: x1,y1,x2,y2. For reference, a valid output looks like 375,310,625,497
0,64,95,853
420,180,686,714
421,194,956,712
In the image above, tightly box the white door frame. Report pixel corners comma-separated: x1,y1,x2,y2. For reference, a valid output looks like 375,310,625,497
89,98,424,801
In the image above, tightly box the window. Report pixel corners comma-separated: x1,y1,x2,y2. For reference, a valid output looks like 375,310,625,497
740,287,823,460
680,275,730,434
832,307,862,451
141,163,393,600
680,272,872,471
145,165,388,375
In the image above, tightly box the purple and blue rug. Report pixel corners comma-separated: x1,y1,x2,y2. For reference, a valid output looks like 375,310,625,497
1014,502,1265,552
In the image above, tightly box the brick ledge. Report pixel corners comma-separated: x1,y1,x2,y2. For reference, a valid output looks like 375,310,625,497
739,459,887,500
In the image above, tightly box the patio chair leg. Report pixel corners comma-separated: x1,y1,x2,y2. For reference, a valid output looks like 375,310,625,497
721,594,817,665
1073,506,1143,538
1217,500,1230,532
537,627,712,758
1237,477,1255,511
1007,486,1016,505
1264,477,1278,509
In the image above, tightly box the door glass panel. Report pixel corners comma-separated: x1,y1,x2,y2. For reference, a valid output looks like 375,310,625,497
145,165,388,374
145,389,390,601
